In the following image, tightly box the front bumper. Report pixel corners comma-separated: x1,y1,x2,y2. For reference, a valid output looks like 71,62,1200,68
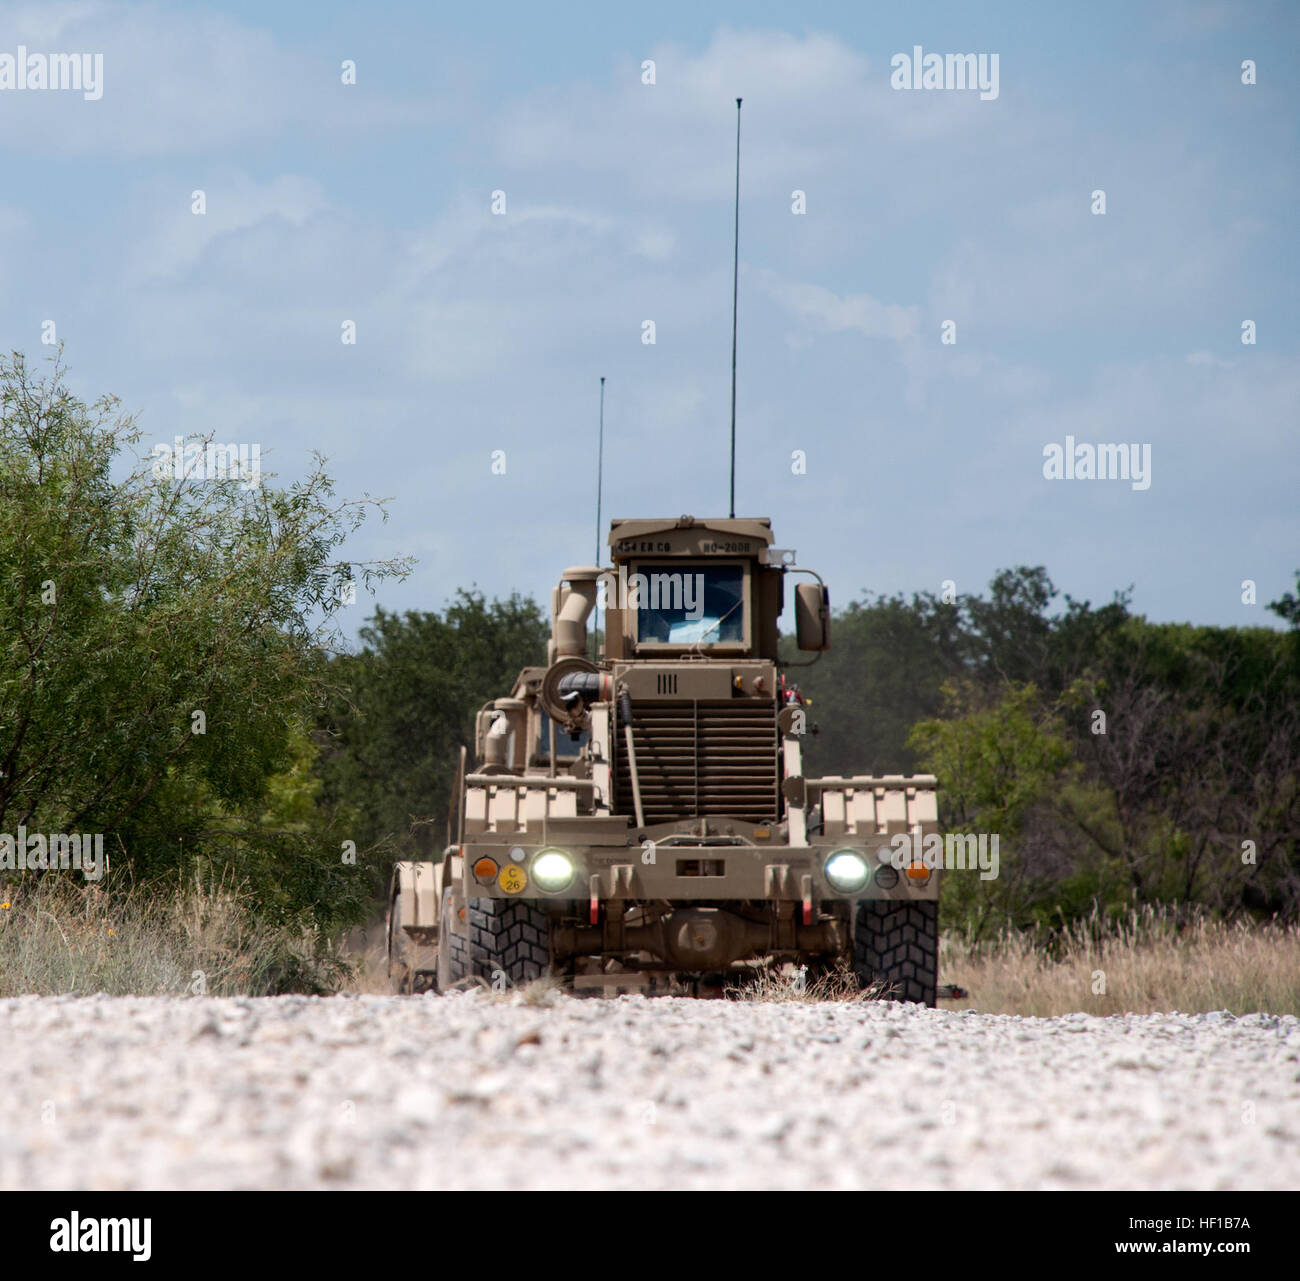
457,830,940,906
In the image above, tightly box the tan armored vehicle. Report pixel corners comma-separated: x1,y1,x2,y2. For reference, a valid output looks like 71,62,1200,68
388,516,940,1003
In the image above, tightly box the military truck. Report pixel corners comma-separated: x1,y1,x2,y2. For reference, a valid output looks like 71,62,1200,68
387,515,941,1004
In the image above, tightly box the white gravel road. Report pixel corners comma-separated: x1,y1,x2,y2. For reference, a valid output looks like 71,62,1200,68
1,993,1297,1190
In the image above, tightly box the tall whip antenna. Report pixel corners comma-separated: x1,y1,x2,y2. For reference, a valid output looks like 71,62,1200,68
729,98,742,520
595,375,605,564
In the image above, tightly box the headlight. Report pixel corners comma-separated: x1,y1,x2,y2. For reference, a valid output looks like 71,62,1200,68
532,849,574,892
824,849,870,894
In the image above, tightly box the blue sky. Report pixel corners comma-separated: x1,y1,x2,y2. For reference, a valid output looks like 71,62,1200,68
2,0,1297,634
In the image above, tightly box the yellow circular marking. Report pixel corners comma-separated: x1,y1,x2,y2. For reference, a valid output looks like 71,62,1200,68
498,864,527,894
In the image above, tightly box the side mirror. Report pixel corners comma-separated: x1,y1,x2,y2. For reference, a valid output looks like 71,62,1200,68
795,582,830,651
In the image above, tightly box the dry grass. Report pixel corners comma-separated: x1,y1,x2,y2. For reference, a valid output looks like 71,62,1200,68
489,973,564,1006
208,897,1300,1017
0,872,349,997
340,921,393,994
726,961,879,1003
943,907,1300,1017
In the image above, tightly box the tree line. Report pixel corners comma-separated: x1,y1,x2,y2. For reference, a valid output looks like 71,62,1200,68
790,570,1299,937
4,353,1296,949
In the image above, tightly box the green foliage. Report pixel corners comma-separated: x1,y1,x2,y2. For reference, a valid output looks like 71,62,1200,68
792,563,1298,934
910,683,1077,937
792,567,1132,778
786,589,966,776
1267,570,1300,633
898,601,1298,933
0,349,407,934
315,591,549,887
911,683,1074,835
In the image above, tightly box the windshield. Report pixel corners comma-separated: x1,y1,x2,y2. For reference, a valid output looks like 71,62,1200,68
634,563,745,645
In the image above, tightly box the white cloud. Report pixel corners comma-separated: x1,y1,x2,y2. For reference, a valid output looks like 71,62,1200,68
0,13,1290,630
131,173,326,280
760,273,920,342
0,1,425,156
495,27,998,203
632,228,676,261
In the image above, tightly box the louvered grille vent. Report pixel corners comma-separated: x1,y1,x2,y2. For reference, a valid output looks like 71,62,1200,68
614,701,779,822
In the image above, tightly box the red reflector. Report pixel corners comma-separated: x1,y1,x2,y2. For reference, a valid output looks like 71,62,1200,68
590,896,599,925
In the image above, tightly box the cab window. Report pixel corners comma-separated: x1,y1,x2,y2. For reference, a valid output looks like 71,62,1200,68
634,563,745,645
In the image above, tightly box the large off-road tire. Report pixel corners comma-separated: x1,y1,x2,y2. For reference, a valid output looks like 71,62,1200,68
437,887,468,990
436,887,552,990
853,900,938,1008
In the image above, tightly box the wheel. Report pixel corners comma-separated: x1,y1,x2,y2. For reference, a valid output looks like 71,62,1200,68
437,888,553,990
387,890,413,994
853,900,938,1007
388,878,436,994
437,886,469,990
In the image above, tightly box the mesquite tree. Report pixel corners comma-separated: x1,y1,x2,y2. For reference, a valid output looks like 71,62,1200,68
0,349,409,928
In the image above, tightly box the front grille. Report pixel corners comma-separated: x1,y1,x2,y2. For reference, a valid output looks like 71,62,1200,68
614,701,779,823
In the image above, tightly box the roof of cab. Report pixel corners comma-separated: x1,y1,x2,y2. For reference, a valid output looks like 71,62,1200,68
607,516,773,547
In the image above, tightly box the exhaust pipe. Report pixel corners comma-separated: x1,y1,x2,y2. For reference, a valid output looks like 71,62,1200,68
551,566,602,662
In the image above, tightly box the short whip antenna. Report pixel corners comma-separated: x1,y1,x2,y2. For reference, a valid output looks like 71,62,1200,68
595,375,605,564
